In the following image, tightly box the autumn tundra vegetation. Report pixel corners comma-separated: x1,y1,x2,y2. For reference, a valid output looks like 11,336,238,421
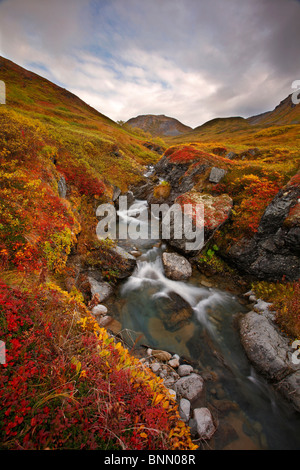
0,56,299,449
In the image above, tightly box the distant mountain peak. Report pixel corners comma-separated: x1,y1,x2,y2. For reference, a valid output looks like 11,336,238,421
126,114,193,137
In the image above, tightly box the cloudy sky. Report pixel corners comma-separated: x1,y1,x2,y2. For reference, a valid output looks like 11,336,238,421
0,0,299,127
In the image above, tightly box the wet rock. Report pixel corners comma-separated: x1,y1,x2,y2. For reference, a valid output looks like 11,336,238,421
209,167,227,184
154,291,194,331
88,276,114,302
178,364,193,377
162,252,192,280
277,370,300,413
239,309,300,412
173,373,205,402
147,348,172,362
179,398,191,422
193,407,216,440
239,311,290,381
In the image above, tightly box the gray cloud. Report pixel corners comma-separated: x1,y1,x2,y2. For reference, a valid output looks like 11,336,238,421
0,0,299,127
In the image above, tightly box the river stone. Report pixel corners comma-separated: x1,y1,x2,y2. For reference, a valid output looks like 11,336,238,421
154,291,194,331
239,311,291,381
193,408,216,440
150,362,161,374
168,357,180,368
91,304,108,316
173,373,205,402
162,252,192,280
88,277,114,302
147,348,172,362
277,370,300,413
178,364,193,377
179,398,191,422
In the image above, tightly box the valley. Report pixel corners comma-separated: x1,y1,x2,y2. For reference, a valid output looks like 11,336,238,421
0,56,299,451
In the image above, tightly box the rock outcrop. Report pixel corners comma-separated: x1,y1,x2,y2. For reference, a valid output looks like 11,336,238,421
228,173,300,281
162,252,192,280
239,298,300,412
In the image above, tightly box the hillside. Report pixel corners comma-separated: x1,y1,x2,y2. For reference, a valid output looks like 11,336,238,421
126,114,192,137
247,94,300,126
0,57,196,450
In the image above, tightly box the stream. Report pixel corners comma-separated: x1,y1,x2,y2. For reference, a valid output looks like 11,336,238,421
105,195,300,450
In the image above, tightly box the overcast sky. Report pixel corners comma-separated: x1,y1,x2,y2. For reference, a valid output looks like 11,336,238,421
0,0,299,127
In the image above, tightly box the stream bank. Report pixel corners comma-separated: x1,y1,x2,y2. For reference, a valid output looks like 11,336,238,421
85,190,300,450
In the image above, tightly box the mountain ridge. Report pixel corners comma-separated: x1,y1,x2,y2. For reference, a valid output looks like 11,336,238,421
126,113,193,137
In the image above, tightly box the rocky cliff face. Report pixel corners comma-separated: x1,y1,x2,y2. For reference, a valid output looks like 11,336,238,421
228,173,300,281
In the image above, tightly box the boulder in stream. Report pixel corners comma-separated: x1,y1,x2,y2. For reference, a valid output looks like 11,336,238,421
173,373,205,402
193,407,216,440
239,309,300,412
154,291,194,331
162,252,192,280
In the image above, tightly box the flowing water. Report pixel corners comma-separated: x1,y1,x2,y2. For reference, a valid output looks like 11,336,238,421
106,197,300,450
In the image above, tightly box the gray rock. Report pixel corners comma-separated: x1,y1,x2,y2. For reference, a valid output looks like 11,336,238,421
239,311,289,381
57,176,67,198
179,398,191,422
209,167,227,184
173,373,205,402
168,358,180,368
150,362,161,374
91,304,108,316
277,370,300,413
193,408,216,440
239,310,300,412
88,276,114,302
154,291,194,332
178,364,193,377
162,252,192,280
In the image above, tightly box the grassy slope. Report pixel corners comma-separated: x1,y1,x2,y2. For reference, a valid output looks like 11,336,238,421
0,57,196,450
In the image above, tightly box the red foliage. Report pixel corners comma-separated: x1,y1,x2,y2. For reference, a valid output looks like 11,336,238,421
57,162,105,197
0,281,187,450
166,146,203,163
